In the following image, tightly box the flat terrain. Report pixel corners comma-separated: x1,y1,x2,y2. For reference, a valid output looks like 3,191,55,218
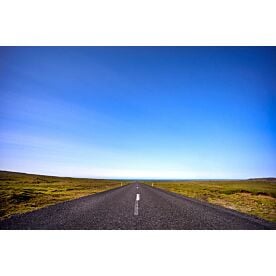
1,171,275,229
145,180,276,222
0,171,126,220
0,182,274,230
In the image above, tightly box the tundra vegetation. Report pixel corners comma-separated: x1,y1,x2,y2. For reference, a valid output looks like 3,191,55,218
0,171,127,220
145,180,276,222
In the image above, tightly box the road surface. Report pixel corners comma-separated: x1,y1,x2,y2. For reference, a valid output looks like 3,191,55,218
0,183,274,230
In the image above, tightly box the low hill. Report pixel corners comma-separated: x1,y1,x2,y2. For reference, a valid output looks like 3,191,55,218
248,177,276,182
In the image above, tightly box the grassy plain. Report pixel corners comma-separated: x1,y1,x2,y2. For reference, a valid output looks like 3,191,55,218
1,171,275,223
145,180,276,222
0,171,127,220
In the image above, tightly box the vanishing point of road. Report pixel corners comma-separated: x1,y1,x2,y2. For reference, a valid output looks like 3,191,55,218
0,183,275,230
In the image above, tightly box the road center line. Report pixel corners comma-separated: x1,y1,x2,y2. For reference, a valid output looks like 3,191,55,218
134,193,140,216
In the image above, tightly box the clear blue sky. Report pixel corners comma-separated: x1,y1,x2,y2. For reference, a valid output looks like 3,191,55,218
1,47,275,179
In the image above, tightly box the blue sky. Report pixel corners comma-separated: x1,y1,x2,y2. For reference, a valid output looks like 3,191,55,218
0,47,275,179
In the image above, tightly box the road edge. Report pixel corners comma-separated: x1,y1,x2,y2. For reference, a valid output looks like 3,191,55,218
141,183,276,230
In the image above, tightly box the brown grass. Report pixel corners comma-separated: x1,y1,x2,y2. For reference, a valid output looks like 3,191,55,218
145,180,276,222
0,170,127,220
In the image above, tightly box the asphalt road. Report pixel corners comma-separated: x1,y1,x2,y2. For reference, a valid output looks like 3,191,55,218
0,183,275,230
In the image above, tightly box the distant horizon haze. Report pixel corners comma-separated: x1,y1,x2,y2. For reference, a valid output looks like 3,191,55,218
1,169,276,181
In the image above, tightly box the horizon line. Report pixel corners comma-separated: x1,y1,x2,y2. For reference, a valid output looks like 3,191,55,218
1,169,275,181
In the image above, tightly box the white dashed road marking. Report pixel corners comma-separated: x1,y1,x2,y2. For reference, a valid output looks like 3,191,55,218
134,193,140,216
